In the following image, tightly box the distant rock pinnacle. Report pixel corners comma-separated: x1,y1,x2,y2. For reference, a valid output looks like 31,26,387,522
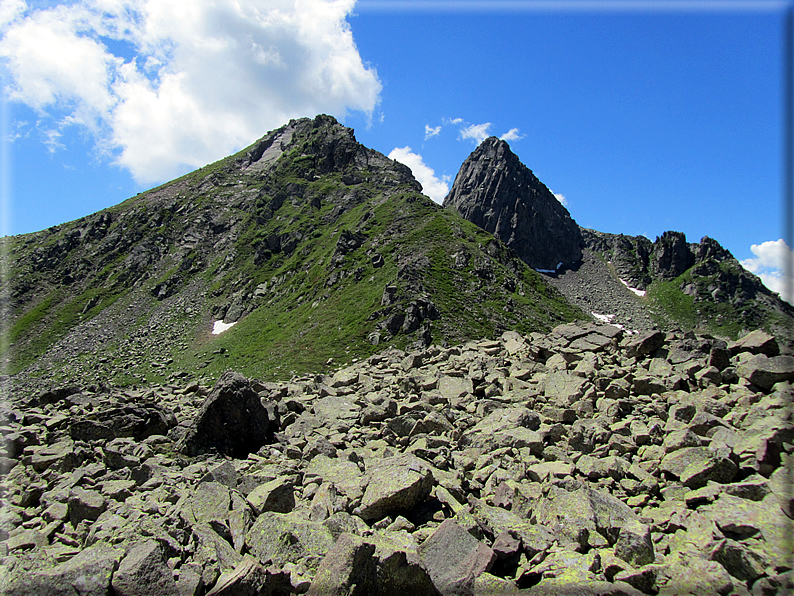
442,137,583,271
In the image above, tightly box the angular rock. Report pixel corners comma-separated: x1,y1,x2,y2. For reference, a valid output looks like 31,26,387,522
623,330,665,358
418,519,496,595
112,540,180,596
68,487,107,526
729,329,780,356
357,454,433,521
737,354,794,390
309,533,439,596
206,555,291,596
709,538,767,582
178,371,271,458
245,512,334,570
614,520,655,567
70,402,176,442
246,476,295,515
533,481,641,550
8,542,123,596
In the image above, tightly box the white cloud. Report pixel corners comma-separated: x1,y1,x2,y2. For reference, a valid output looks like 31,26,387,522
459,121,492,145
444,118,523,146
388,146,449,203
0,0,382,184
740,239,793,304
500,127,524,141
424,124,441,140
0,0,25,28
552,191,568,206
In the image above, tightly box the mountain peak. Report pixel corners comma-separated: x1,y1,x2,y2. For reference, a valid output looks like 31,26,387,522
443,139,583,271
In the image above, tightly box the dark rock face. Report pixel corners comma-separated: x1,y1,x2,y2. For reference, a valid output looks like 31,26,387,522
650,231,695,280
177,371,271,458
443,137,583,270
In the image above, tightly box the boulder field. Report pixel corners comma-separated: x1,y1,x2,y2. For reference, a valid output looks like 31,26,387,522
1,324,792,595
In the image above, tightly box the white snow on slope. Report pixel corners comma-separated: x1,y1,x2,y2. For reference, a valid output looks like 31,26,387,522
620,279,646,297
591,312,640,335
212,320,237,335
592,312,615,324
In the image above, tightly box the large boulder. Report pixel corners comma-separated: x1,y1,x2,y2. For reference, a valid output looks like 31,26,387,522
356,454,434,521
418,519,496,595
308,533,439,596
69,401,177,442
112,540,180,596
736,354,794,390
245,512,334,571
177,372,271,458
7,542,123,596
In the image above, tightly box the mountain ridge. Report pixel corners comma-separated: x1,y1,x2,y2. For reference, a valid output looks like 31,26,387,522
4,115,583,396
442,138,794,347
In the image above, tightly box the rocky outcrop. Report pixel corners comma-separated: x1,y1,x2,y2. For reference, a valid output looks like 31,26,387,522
443,137,583,271
7,116,588,396
578,228,794,344
2,325,792,595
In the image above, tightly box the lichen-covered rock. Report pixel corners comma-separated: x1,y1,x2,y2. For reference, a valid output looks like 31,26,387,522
112,540,180,596
245,512,334,571
418,519,496,595
357,454,434,521
7,542,123,596
309,533,439,596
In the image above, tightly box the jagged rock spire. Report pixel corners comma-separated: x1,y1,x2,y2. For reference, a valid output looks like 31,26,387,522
443,137,583,271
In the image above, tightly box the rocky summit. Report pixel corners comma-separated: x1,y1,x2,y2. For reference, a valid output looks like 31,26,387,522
1,322,793,595
443,137,583,272
444,138,794,344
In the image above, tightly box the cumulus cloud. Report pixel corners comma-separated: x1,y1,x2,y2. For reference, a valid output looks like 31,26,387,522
740,239,793,304
459,122,492,144
500,127,525,141
552,191,568,206
444,118,523,146
424,124,441,140
0,0,25,28
388,146,449,203
0,0,382,184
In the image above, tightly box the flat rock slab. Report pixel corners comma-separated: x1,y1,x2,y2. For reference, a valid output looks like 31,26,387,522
737,354,794,390
357,454,433,521
304,455,365,501
8,542,123,596
419,519,496,595
729,329,780,356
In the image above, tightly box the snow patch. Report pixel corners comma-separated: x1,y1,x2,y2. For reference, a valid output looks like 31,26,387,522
212,320,237,335
592,312,616,324
619,279,646,297
591,312,640,334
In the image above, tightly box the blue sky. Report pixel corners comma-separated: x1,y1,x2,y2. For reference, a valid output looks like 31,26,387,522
1,0,791,299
